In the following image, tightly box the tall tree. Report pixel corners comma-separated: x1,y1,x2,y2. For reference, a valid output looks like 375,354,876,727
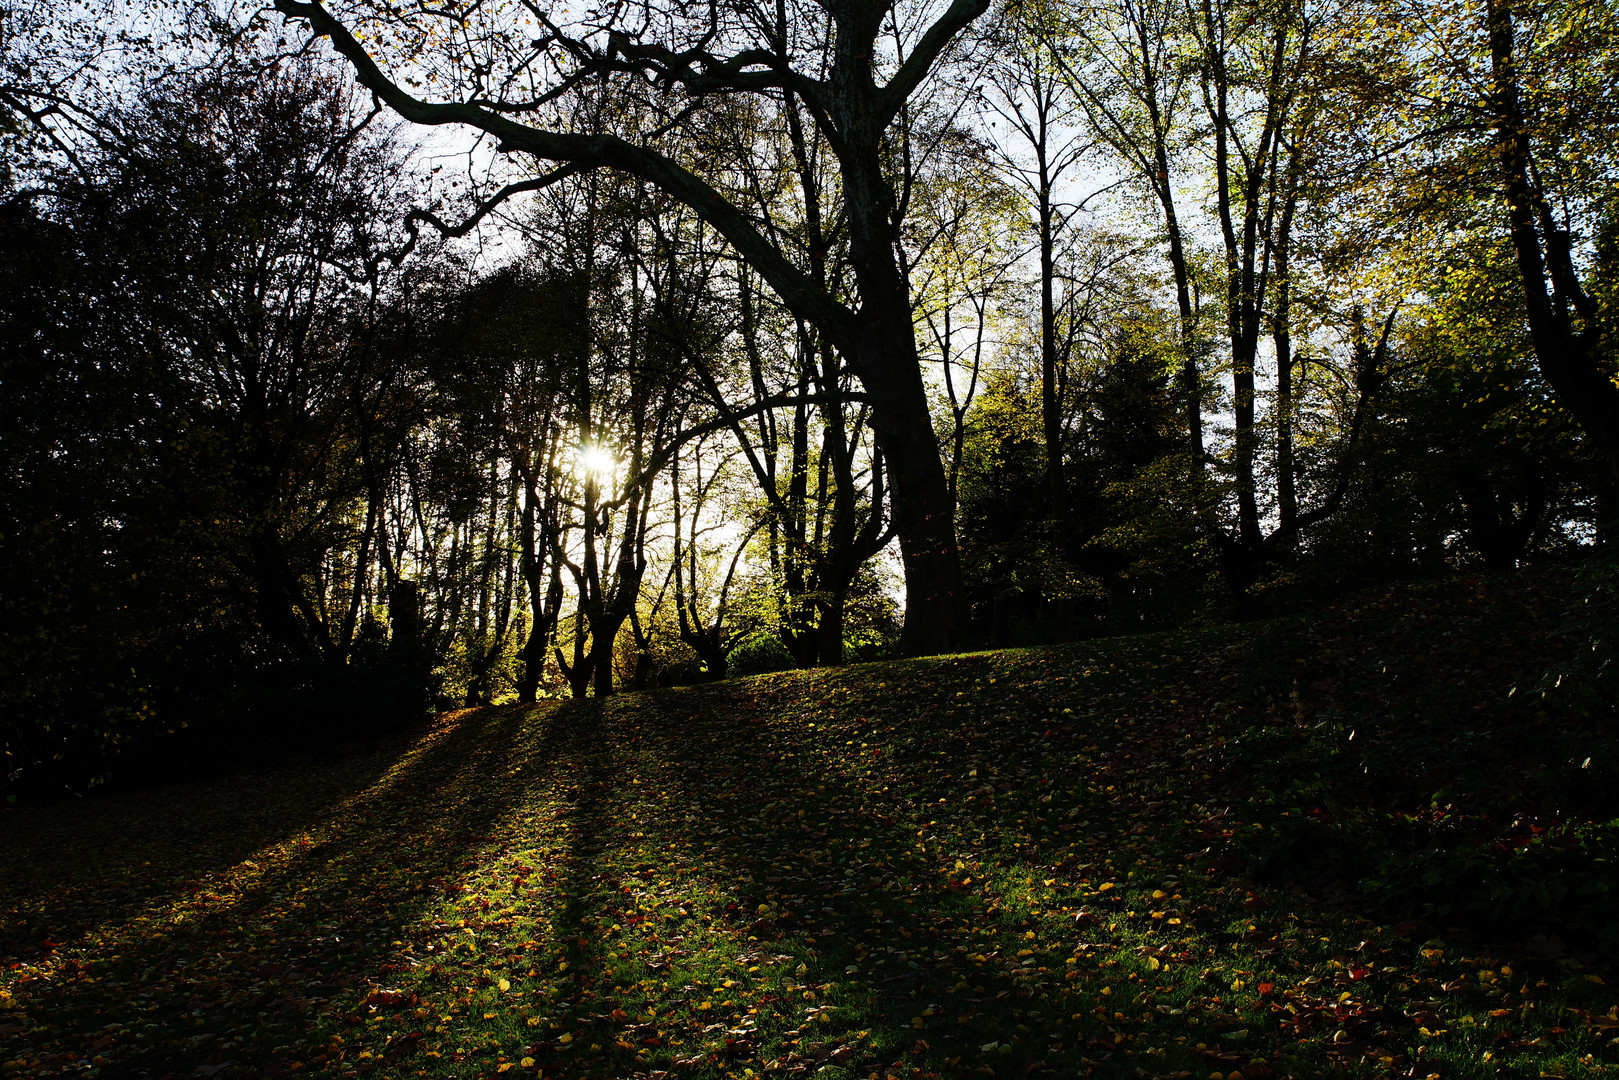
979,0,1090,520
689,88,895,667
1485,0,1619,489
55,55,427,659
272,0,993,655
1059,0,1207,474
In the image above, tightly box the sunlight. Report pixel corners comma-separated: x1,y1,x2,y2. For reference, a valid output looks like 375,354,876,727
574,443,618,480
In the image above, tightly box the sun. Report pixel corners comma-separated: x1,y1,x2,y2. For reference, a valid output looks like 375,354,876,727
575,443,618,479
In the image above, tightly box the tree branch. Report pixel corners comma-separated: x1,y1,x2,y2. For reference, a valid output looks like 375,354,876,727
273,0,856,347
878,0,991,127
394,163,583,262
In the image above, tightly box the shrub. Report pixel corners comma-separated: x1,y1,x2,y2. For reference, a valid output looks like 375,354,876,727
727,634,796,677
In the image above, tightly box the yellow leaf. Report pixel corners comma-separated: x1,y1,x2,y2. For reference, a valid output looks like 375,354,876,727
498,1064,513,1073
498,978,511,992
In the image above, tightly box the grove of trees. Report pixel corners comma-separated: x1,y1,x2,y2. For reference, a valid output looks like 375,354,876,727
2,0,1615,797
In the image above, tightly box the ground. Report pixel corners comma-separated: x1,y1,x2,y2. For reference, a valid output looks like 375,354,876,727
3,565,1618,1079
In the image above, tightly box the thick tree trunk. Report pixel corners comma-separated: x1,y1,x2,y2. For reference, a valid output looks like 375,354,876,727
851,316,961,656
817,591,847,666
591,616,624,697
517,629,546,703
248,526,323,661
389,580,426,717
1489,0,1619,492
840,135,963,656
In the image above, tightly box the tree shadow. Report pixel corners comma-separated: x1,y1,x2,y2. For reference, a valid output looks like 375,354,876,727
5,642,1243,1080
1,730,412,934
534,654,1219,1080
1,704,587,1079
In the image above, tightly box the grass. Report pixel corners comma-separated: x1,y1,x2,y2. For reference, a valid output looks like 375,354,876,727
3,564,1618,1080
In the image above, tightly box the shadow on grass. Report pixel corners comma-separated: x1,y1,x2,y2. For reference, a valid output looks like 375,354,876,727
526,655,1228,1080
1,703,587,1078
11,574,1602,1080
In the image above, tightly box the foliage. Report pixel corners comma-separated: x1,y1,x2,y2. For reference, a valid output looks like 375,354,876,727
725,633,796,678
0,40,438,798
955,320,1213,644
840,561,903,663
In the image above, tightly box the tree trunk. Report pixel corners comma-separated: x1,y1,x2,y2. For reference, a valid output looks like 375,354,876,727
853,323,961,657
840,140,962,657
1273,202,1298,539
1489,0,1619,492
817,586,848,667
1038,161,1064,521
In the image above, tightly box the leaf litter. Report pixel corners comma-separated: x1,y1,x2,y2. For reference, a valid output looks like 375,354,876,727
2,566,1617,1079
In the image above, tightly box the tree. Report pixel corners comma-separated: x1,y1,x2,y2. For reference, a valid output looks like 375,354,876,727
667,432,764,682
72,57,430,660
1335,0,1619,505
1058,0,1208,474
270,0,996,655
655,88,895,669
1485,0,1619,491
425,262,581,703
978,0,1091,521
2,33,442,791
1064,0,1388,609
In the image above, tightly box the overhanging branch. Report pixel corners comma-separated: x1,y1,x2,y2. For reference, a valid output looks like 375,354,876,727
273,0,856,346
394,163,583,262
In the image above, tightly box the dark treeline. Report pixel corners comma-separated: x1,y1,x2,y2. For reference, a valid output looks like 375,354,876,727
2,0,1615,798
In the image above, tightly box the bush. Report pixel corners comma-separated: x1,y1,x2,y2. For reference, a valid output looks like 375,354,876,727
727,634,796,677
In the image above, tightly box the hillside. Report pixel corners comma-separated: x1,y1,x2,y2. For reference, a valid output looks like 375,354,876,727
3,564,1618,1080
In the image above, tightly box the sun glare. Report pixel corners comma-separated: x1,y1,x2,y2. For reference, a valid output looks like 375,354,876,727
575,443,618,479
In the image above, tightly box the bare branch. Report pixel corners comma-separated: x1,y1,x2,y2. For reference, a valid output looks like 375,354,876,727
395,162,583,262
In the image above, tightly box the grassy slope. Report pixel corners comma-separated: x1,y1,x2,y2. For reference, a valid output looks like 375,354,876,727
2,565,1617,1080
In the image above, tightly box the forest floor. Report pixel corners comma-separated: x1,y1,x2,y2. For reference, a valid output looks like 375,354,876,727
4,564,1619,1080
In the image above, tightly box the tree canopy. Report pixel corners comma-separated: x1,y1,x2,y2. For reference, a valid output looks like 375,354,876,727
2,0,1617,795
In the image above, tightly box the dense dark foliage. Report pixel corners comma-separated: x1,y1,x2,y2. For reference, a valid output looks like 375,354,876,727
1,56,438,796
